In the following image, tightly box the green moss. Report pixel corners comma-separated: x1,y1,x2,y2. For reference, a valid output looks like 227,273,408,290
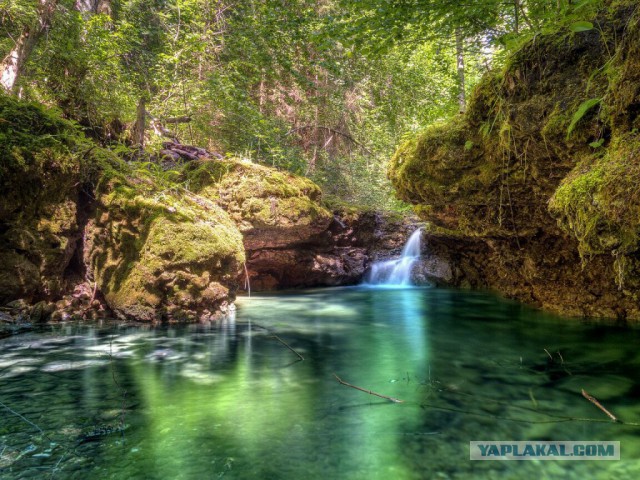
88,161,246,320
147,217,244,265
183,158,331,232
549,133,640,258
0,94,81,177
388,2,623,242
0,94,131,301
389,117,476,202
541,104,571,141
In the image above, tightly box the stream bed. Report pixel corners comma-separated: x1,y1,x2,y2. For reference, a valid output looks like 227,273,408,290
1,287,640,479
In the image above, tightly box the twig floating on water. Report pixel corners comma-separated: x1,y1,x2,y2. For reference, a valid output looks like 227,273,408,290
581,389,617,422
272,335,304,361
334,374,404,403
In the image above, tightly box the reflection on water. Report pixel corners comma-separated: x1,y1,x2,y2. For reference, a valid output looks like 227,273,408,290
1,287,640,479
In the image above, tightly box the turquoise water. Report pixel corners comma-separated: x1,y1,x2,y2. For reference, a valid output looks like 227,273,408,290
1,287,640,479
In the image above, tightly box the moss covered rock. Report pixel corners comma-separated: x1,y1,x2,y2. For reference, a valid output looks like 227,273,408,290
388,2,640,320
0,94,88,303
85,169,245,322
183,159,332,250
550,133,640,257
0,94,248,321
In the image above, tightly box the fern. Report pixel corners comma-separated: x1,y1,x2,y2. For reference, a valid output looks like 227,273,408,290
566,98,601,139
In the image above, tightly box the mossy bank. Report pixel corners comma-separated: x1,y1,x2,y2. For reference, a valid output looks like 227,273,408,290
0,94,415,326
389,2,640,320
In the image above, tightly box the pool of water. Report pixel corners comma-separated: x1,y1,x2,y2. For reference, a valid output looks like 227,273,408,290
1,287,640,479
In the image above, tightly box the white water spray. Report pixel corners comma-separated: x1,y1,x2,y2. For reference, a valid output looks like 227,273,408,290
366,228,422,287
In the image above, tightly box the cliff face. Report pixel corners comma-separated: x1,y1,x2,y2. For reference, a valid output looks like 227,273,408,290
389,3,640,320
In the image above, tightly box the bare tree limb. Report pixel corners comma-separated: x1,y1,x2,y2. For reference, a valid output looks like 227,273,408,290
163,115,192,124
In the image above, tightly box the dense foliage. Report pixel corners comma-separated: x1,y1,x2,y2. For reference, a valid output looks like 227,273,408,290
0,0,608,209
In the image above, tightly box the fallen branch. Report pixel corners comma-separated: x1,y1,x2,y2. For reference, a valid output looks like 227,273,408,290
334,374,404,403
581,389,617,422
161,141,223,161
171,147,199,161
420,402,623,425
272,335,304,361
423,382,640,426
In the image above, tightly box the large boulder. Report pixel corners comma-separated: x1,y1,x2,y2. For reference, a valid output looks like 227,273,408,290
183,159,333,250
84,171,245,322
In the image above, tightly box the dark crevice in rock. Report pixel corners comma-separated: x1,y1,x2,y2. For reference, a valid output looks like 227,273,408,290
64,189,95,284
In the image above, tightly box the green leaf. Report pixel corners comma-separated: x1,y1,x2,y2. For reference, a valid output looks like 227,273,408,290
570,21,594,32
589,138,605,148
464,140,474,151
567,98,602,139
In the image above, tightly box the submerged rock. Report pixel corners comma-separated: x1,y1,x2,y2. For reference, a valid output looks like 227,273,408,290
388,2,640,319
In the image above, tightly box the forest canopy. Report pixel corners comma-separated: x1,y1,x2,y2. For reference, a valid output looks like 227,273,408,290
0,0,606,208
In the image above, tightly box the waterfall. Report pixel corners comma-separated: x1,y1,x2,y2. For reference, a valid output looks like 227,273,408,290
365,228,422,287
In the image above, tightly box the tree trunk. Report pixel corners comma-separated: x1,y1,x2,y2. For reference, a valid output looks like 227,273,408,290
0,0,59,94
455,28,466,114
133,98,147,148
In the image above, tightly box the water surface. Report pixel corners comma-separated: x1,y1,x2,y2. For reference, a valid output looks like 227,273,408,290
1,287,640,479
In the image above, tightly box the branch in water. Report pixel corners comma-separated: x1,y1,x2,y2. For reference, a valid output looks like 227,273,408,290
272,335,304,361
334,374,404,403
581,389,618,422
